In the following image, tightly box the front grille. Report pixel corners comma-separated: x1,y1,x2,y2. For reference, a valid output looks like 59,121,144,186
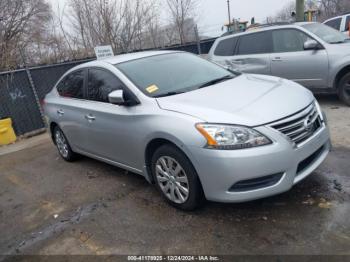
229,173,284,192
271,103,323,146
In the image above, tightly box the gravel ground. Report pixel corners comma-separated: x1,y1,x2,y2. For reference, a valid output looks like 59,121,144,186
0,95,349,257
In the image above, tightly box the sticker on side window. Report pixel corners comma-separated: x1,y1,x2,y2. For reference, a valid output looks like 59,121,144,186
146,84,159,93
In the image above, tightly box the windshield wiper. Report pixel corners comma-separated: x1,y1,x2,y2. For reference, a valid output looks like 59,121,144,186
197,75,234,89
154,91,185,98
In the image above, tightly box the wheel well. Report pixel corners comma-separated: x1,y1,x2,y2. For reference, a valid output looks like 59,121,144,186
144,138,183,183
50,122,58,144
335,65,350,89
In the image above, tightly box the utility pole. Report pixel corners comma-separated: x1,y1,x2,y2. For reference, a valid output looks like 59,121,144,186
296,0,305,22
194,25,201,55
227,0,231,30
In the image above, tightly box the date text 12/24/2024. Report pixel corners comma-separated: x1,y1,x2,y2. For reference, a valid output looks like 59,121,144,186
127,256,220,261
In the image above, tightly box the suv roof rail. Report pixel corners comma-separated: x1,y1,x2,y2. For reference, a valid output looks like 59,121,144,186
220,22,293,37
248,22,292,30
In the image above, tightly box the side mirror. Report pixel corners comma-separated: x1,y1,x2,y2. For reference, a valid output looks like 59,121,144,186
304,40,319,50
108,90,125,105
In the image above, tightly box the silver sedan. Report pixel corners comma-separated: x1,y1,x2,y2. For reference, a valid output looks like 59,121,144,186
44,51,331,210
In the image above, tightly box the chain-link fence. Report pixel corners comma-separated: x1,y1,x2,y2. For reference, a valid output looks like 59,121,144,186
0,38,217,136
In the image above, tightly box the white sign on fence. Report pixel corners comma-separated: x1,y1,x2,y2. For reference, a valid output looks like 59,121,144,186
94,45,114,60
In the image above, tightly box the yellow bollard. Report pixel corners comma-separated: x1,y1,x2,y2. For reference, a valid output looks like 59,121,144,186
0,118,17,145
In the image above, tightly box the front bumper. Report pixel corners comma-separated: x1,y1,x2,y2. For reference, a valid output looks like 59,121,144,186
188,124,331,203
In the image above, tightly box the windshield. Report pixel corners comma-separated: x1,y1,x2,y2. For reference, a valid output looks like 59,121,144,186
115,53,237,98
302,23,349,44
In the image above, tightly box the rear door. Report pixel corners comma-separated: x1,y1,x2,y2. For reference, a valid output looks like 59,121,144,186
55,69,90,151
229,31,272,75
270,28,329,88
210,36,238,68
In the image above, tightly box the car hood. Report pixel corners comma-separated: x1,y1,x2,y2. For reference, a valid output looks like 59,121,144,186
327,41,350,53
156,74,314,126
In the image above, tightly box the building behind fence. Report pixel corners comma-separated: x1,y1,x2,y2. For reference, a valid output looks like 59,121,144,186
0,38,217,137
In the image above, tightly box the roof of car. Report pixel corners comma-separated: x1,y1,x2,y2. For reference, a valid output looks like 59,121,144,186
99,50,179,65
216,22,316,41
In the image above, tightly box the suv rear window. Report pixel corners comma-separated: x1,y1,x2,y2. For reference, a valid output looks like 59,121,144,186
237,32,272,55
325,18,342,30
214,37,238,56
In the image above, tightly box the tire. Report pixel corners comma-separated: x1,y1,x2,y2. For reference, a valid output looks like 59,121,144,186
53,126,77,162
338,72,350,106
151,144,205,210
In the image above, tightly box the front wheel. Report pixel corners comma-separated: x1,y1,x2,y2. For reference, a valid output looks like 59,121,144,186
151,144,205,210
338,72,350,106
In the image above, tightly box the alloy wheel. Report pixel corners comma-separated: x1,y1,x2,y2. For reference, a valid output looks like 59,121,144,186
55,130,69,158
155,156,189,204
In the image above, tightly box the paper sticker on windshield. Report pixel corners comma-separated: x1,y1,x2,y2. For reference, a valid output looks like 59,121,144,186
146,84,159,93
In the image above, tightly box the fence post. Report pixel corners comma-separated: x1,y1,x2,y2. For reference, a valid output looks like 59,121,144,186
194,25,202,55
19,48,47,128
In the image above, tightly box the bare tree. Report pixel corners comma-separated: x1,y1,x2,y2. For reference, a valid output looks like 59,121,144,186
66,0,159,55
0,0,51,70
165,0,198,44
318,0,350,21
269,0,350,23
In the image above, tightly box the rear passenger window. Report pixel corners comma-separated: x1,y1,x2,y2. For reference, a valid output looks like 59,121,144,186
214,37,238,56
87,68,125,103
56,70,84,99
237,32,272,55
272,29,312,53
325,18,342,31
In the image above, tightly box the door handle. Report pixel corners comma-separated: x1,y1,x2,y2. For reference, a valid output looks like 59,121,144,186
57,109,64,116
85,114,96,121
233,59,244,64
272,57,282,62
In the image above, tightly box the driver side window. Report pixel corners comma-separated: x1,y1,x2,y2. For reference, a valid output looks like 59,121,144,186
272,29,313,53
87,68,125,103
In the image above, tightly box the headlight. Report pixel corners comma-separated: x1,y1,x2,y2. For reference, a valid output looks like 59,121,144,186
196,123,272,150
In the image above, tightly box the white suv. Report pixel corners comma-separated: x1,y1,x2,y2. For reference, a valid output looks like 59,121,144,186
208,22,350,106
324,13,350,35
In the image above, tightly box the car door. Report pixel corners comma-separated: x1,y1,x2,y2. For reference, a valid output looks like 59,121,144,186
55,69,91,151
270,29,329,88
81,67,139,167
228,31,272,75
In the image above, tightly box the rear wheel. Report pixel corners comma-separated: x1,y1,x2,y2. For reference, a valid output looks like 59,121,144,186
338,72,350,106
151,144,205,210
53,126,77,162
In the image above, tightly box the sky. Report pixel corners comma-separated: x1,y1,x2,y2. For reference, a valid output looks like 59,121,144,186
48,0,293,37
197,0,292,36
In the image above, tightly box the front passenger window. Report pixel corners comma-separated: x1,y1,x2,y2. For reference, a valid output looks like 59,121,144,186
272,29,312,53
87,69,125,103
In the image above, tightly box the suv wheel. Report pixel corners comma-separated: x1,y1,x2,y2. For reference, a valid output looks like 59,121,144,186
151,144,205,210
53,126,77,161
338,72,350,106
